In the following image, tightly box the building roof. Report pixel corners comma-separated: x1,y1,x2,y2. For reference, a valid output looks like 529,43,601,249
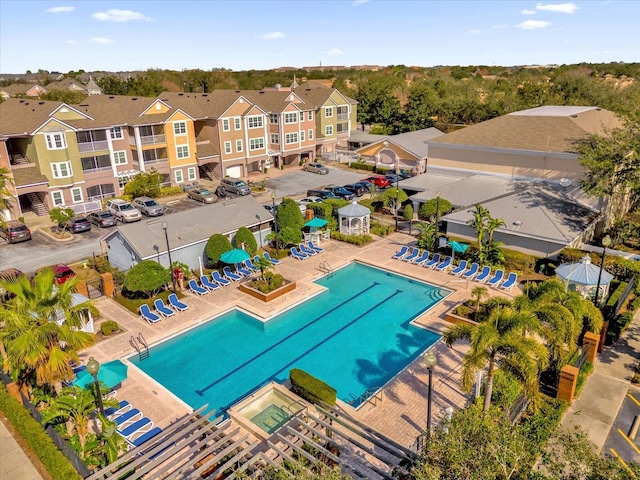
1,83,45,95
555,255,614,286
428,106,622,154
347,130,387,144
338,201,371,217
103,195,273,259
46,79,86,92
12,165,49,187
386,128,444,158
0,98,65,135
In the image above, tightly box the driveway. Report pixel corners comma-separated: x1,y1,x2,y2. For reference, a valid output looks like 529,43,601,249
266,165,366,201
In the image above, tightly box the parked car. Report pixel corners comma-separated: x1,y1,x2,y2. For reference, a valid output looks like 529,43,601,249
326,186,355,201
133,196,164,217
302,162,329,175
0,220,31,244
36,264,75,285
87,211,117,228
0,268,24,302
219,177,251,196
106,199,142,223
306,189,340,200
299,196,324,205
385,173,403,184
181,181,202,192
65,216,91,234
187,188,217,204
343,184,366,197
361,176,391,189
355,181,375,193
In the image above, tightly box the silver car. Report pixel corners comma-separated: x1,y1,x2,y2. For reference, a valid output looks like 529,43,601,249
106,199,142,223
219,178,251,196
187,188,217,203
133,196,164,217
302,162,329,175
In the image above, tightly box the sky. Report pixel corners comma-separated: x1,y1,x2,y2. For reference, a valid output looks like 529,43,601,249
1,1,638,73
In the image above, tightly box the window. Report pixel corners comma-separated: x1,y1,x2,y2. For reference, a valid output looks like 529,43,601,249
222,119,230,131
45,132,67,150
51,191,64,206
176,145,190,159
325,125,334,136
173,121,187,135
269,114,279,124
285,133,298,144
271,134,279,144
224,141,232,154
248,115,263,128
236,140,243,152
113,151,127,165
51,161,72,178
187,167,197,181
110,127,123,139
234,117,241,130
250,138,265,150
284,112,298,124
300,130,305,142
308,129,313,140
175,170,184,183
308,111,313,121
325,107,333,118
71,187,83,203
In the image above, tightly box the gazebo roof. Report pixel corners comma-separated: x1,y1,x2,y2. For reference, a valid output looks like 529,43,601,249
555,255,614,286
338,201,371,217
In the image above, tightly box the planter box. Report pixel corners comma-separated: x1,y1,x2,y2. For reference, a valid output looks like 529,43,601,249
445,309,479,327
239,281,296,302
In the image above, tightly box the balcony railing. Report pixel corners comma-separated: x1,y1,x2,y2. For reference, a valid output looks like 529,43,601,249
337,113,349,120
78,140,109,153
140,134,166,145
143,157,168,164
82,166,112,175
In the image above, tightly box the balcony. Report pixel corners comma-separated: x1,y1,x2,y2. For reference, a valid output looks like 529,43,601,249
82,166,112,175
337,113,349,121
143,156,168,165
129,134,166,146
78,140,109,153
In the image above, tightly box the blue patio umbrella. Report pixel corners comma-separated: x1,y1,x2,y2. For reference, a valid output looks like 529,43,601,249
72,359,128,389
304,217,328,229
448,240,469,261
220,248,251,264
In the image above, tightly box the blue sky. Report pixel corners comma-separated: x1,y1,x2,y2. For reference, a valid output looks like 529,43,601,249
1,1,638,73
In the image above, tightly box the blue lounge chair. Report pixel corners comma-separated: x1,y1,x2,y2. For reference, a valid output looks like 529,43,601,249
487,269,505,288
462,262,479,279
403,248,419,263
211,271,231,287
412,251,429,265
223,266,242,282
105,400,131,419
307,241,324,253
299,244,317,256
501,272,518,291
475,266,492,283
119,417,153,438
188,279,207,296
139,304,161,324
244,259,259,272
450,260,468,276
424,253,441,268
263,252,281,265
168,293,188,312
113,408,142,427
436,256,452,272
126,426,163,449
392,245,408,260
200,275,220,291
235,263,253,277
154,299,175,318
290,247,308,261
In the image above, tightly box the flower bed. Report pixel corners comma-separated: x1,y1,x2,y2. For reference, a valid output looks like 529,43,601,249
239,280,296,302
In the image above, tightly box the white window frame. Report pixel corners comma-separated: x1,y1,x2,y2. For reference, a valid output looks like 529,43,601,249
222,118,230,132
269,114,279,124
271,133,279,145
51,161,72,179
173,121,187,135
113,150,127,165
236,140,243,153
285,133,298,144
174,169,184,183
300,130,305,142
234,117,241,130
247,115,263,129
325,125,334,136
308,111,313,121
109,127,123,139
176,145,190,159
51,190,64,207
250,137,265,151
325,107,333,118
224,141,232,154
45,132,67,150
308,129,313,140
284,112,298,124
187,167,197,181
71,187,83,203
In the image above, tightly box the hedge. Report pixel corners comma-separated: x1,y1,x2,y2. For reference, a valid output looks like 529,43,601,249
607,311,635,344
350,162,375,172
330,231,374,246
290,369,336,406
0,383,82,479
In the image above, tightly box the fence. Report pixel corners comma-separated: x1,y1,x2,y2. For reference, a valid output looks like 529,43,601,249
611,275,637,319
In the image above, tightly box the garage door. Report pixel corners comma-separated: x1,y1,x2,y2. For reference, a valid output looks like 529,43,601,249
226,166,242,178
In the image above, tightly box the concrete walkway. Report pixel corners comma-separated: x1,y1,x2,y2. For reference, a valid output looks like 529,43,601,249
0,419,44,480
561,308,640,451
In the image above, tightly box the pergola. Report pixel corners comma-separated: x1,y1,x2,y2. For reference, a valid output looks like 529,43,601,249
555,255,613,300
338,202,371,236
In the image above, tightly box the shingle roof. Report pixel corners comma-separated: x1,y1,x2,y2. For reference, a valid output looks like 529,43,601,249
1,84,44,95
104,195,273,259
196,142,219,158
12,165,49,186
0,98,65,135
428,106,622,153
387,128,444,158
158,91,250,118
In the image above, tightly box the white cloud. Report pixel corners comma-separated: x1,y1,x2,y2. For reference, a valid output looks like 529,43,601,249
90,37,114,45
469,30,482,35
491,24,509,29
515,19,551,29
522,9,536,15
324,48,344,55
66,40,79,45
261,32,285,40
353,0,370,5
536,3,579,14
47,6,74,13
92,9,151,22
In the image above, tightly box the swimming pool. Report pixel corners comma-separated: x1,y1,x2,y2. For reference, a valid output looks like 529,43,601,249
130,262,449,413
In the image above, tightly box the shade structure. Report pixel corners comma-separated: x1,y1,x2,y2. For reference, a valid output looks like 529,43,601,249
73,359,128,389
220,248,251,264
448,241,469,253
555,255,613,286
304,217,328,228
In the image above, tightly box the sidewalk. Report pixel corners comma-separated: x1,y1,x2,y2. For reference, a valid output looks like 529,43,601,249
0,419,44,480
560,308,640,451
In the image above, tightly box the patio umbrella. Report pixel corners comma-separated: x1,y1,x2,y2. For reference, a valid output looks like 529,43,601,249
304,217,328,229
72,359,128,389
448,240,469,262
220,248,251,264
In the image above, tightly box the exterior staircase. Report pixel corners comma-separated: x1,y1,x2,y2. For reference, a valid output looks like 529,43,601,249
26,192,48,216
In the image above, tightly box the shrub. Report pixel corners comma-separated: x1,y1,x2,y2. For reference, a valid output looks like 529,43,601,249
358,199,375,213
100,320,120,336
87,256,125,286
350,162,375,172
122,260,170,297
249,271,285,293
606,281,628,310
159,186,183,196
330,231,374,246
115,289,173,315
377,187,408,207
402,204,414,221
491,370,523,410
307,202,332,220
557,248,586,264
418,197,453,219
453,304,472,318
503,249,537,274
370,221,392,236
234,226,257,255
205,234,233,266
607,311,635,344
123,169,162,198
323,198,350,216
290,368,337,406
277,226,303,247
575,361,594,397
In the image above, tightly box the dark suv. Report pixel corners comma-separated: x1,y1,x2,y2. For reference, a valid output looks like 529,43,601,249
0,220,32,243
306,189,339,200
65,216,92,234
326,186,355,201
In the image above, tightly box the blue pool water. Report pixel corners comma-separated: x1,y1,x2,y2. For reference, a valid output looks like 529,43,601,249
130,263,448,413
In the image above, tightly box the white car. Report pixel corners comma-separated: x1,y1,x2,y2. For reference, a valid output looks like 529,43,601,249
106,199,142,223
298,196,323,205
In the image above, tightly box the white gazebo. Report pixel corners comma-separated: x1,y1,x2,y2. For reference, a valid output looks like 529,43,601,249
555,255,614,301
338,201,370,236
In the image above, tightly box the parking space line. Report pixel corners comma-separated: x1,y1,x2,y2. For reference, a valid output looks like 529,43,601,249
610,448,638,478
629,393,640,408
618,429,640,455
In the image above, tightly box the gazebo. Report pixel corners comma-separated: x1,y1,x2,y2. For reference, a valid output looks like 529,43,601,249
338,201,370,236
555,255,614,301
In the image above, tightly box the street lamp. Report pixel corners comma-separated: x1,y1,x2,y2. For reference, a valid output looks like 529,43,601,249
86,357,105,416
255,214,263,248
434,191,441,250
162,222,177,293
271,193,279,256
595,235,611,305
424,350,438,440
395,176,400,232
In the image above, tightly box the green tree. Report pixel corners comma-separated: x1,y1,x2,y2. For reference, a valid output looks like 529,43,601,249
123,169,162,198
0,166,14,219
49,207,75,232
122,260,170,297
486,217,506,245
415,221,437,250
467,204,490,248
276,198,304,247
377,187,408,210
443,306,548,412
403,204,414,221
418,197,452,220
471,285,489,310
233,226,257,255
399,82,437,132
356,77,402,127
205,234,233,266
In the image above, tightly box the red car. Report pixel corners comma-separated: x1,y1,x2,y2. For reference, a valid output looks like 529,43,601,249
36,264,76,285
361,176,390,189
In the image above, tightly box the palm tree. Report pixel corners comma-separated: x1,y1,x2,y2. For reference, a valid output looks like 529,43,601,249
443,306,549,412
41,385,97,451
471,285,489,310
415,221,437,250
0,166,14,222
0,268,96,394
467,204,490,249
486,217,506,245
